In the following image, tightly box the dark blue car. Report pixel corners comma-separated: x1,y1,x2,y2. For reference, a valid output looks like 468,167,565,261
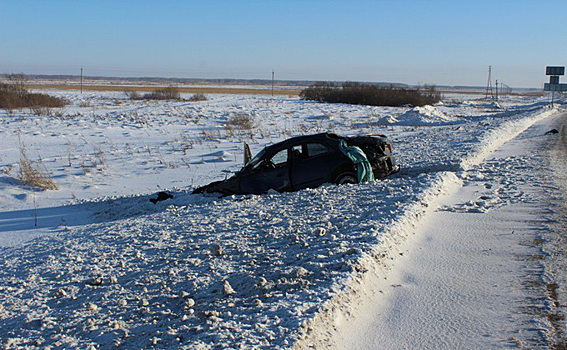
193,133,399,196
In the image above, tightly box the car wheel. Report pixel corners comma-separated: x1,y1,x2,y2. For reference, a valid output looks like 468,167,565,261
334,172,357,185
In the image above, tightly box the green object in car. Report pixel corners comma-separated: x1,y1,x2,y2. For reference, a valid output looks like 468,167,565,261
338,140,375,183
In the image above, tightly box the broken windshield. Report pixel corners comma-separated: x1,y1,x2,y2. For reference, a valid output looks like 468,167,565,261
245,148,267,170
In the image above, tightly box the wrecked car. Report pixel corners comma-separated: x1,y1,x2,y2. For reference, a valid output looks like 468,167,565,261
192,133,399,196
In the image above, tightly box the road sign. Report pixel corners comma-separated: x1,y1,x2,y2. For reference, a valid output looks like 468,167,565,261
544,83,567,92
546,66,565,76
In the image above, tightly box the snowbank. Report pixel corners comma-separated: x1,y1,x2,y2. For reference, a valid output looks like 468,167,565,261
389,105,461,126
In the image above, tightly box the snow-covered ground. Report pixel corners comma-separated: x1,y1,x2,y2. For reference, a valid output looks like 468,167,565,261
0,89,564,348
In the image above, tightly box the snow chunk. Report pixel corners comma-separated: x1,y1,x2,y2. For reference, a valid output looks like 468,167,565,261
184,298,196,309
85,302,99,312
376,115,399,125
223,280,236,296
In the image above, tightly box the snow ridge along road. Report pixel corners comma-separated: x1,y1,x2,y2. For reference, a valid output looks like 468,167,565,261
0,92,561,349
295,108,562,349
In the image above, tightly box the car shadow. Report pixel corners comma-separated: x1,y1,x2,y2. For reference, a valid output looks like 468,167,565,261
0,189,211,235
392,162,463,178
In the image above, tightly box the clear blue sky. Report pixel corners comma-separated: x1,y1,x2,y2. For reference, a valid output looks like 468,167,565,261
1,0,565,88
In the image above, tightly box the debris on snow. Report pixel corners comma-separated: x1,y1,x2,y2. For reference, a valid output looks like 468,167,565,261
85,276,103,286
211,243,224,256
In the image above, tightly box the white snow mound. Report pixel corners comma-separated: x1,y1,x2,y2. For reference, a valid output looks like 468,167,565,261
395,105,459,126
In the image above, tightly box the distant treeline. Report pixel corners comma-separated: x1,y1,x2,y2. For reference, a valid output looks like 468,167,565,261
300,82,442,107
26,74,411,88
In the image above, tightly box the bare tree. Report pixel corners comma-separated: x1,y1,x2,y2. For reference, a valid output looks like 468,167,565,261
4,73,28,97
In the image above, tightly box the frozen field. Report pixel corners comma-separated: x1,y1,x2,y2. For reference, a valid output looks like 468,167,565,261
0,89,562,348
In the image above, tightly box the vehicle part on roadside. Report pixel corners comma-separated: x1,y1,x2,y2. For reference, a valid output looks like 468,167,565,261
149,191,174,204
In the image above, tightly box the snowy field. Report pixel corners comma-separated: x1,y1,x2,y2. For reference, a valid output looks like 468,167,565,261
0,89,562,348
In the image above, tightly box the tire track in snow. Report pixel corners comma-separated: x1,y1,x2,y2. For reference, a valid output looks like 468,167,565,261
542,111,567,347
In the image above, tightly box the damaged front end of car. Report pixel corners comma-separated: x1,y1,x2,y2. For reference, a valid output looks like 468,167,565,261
348,134,400,178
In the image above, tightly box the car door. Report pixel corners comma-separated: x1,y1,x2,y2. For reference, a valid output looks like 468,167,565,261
290,141,338,190
239,148,291,194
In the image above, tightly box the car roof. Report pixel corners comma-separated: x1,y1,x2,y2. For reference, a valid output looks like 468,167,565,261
260,132,389,156
263,133,342,152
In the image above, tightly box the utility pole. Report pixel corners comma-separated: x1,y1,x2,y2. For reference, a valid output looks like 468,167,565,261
485,66,493,99
80,67,83,94
495,80,498,101
271,70,274,97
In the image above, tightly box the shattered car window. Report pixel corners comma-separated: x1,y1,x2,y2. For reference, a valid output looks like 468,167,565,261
247,149,266,170
291,145,305,159
270,149,288,167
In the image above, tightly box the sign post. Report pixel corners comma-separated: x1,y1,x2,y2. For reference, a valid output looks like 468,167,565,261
544,66,565,108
